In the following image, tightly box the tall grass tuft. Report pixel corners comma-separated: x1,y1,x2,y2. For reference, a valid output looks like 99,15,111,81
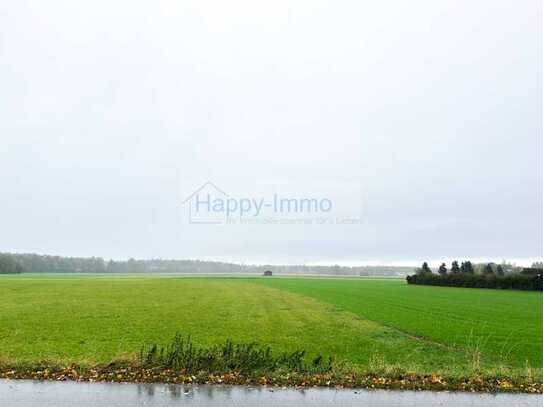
140,333,332,375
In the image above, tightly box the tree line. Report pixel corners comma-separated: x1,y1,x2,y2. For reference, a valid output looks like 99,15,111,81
0,252,411,276
407,261,543,291
0,253,246,274
0,253,25,274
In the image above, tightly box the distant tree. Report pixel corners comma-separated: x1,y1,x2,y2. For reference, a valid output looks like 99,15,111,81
496,264,505,276
438,263,448,276
422,262,432,274
416,262,432,275
466,261,474,274
484,263,494,275
451,261,460,274
0,254,24,274
461,261,474,274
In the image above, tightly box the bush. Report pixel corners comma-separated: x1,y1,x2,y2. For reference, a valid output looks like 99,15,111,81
140,333,333,375
406,272,543,291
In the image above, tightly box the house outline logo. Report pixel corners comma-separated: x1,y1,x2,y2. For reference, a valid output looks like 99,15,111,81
182,181,230,224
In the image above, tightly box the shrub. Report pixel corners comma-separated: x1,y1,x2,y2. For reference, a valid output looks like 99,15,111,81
140,333,333,375
407,272,543,291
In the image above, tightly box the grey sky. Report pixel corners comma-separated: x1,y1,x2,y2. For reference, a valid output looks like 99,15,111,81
1,0,542,266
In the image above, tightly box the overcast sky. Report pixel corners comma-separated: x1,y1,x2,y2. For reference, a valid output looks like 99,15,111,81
1,0,542,266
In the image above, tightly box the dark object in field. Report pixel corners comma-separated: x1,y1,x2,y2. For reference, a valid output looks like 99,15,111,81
140,333,332,375
263,270,273,276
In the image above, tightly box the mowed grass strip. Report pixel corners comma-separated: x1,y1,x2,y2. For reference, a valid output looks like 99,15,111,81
255,278,543,368
0,276,468,372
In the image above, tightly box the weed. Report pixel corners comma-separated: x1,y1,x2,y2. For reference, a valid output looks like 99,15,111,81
140,333,333,375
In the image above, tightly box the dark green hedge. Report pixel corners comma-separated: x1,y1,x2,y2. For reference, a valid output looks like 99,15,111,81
406,272,543,291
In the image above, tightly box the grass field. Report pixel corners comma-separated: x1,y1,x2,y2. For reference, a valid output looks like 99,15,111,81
0,274,541,381
256,278,543,368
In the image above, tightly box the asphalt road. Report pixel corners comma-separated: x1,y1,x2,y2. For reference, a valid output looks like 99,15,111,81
0,380,541,406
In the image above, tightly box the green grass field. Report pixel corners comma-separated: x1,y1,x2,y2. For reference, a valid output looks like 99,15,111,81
0,275,541,379
256,278,543,367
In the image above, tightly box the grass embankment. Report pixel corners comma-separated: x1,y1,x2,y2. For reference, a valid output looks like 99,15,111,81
0,275,541,392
